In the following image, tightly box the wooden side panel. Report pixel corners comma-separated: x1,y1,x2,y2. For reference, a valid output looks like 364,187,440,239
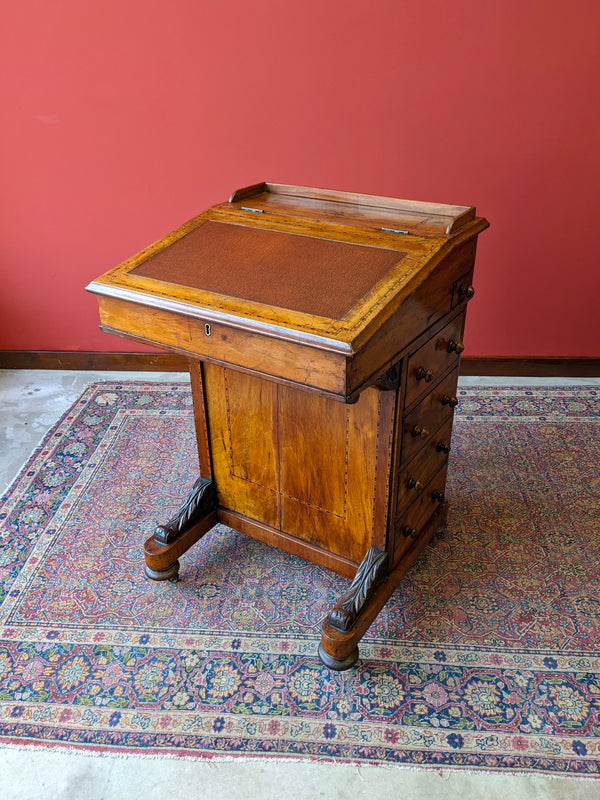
279,386,383,564
371,388,400,552
203,363,395,566
188,359,213,479
203,363,280,528
223,368,280,490
278,388,348,516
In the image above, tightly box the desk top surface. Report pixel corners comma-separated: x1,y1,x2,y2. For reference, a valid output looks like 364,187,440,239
132,220,407,321
87,183,488,354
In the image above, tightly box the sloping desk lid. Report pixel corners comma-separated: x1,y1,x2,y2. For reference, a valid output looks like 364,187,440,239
87,183,487,355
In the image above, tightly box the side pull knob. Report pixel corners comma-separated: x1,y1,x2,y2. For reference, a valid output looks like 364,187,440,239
416,366,433,382
442,394,459,409
458,285,475,300
406,477,423,491
436,440,451,454
412,425,430,439
403,526,418,539
432,489,445,504
447,339,465,355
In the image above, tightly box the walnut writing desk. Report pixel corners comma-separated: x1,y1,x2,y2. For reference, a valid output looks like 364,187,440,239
86,183,489,670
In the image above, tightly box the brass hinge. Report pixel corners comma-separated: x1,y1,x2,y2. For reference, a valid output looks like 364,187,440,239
381,226,409,235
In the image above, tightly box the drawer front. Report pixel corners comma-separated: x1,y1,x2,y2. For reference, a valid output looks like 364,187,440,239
451,270,475,308
396,416,453,514
393,465,448,563
405,313,465,408
96,295,347,397
401,367,460,466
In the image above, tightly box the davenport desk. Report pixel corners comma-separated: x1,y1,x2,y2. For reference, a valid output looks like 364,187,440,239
86,183,489,670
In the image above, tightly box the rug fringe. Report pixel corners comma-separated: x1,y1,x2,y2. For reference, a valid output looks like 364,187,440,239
1,741,598,782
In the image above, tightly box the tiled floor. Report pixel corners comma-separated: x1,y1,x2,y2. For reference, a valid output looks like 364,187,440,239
1,370,599,800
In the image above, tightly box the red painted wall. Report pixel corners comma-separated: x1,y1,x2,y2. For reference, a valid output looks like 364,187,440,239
2,0,599,357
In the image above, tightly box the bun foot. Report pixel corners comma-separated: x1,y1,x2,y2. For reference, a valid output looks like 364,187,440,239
318,644,359,671
144,560,180,582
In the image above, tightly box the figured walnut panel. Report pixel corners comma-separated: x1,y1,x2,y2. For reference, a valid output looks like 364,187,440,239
279,385,384,564
203,363,280,528
203,363,392,565
222,368,280,490
278,387,349,517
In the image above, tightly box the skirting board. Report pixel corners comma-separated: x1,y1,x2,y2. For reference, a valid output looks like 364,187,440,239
0,351,599,377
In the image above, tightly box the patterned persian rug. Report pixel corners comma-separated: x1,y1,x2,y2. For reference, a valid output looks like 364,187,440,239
0,381,599,775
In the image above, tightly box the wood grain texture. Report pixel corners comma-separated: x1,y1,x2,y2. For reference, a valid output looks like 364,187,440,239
404,312,465,407
96,295,348,398
203,363,280,529
188,359,213,479
396,416,453,514
144,509,218,577
278,385,381,563
203,362,385,565
227,183,476,235
217,509,359,579
392,465,448,565
345,240,478,397
86,184,488,400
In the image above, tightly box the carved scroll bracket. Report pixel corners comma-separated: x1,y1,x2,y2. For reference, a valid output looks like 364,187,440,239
154,476,216,545
326,546,389,632
373,361,402,391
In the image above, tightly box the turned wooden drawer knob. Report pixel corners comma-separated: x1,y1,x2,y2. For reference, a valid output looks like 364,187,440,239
412,424,430,439
403,526,418,539
447,339,465,355
406,477,423,491
442,394,459,409
436,440,451,454
416,366,433,382
432,489,445,503
458,284,475,300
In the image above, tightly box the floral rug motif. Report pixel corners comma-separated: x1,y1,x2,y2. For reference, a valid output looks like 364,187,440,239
0,382,599,774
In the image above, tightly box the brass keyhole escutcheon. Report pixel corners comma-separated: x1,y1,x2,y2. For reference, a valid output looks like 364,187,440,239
204,323,212,337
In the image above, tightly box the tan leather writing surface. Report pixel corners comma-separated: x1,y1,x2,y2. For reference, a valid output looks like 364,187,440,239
132,221,406,320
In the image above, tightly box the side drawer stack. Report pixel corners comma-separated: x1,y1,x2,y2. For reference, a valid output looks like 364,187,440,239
392,311,465,564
